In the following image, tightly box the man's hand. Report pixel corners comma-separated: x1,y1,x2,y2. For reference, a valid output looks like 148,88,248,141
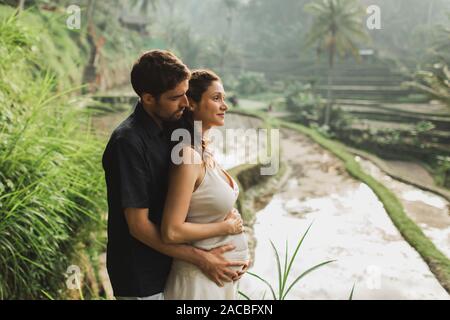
196,244,247,287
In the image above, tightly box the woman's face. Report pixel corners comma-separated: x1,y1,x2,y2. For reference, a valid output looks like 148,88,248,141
191,80,228,130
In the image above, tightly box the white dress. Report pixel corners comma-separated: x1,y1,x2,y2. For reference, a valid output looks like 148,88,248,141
164,162,249,300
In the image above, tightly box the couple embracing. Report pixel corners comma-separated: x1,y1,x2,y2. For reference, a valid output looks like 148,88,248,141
102,50,250,300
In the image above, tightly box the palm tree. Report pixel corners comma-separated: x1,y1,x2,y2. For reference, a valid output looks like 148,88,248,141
305,0,368,126
224,0,239,30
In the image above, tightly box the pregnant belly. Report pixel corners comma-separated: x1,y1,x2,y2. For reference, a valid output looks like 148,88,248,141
192,232,249,261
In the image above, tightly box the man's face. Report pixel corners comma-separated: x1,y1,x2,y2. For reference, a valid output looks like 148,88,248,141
147,79,189,122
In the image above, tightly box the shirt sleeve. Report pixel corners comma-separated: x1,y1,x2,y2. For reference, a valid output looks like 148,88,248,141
114,137,151,209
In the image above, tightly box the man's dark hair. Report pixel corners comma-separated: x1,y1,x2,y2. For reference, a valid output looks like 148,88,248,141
130,50,191,99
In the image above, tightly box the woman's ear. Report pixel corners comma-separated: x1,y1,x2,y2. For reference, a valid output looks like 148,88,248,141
187,97,196,111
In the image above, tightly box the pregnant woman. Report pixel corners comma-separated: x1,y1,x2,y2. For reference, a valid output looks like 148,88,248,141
162,69,250,300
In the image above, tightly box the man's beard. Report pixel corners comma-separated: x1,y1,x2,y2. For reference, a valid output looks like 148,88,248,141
154,106,185,122
168,108,185,121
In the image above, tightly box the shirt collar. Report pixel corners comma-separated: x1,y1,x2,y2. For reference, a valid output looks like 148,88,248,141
133,100,164,137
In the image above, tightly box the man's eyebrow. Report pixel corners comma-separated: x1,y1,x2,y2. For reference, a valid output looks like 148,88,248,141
170,92,186,98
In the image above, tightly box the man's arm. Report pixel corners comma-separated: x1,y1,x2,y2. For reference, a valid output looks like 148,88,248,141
115,139,248,286
125,208,247,286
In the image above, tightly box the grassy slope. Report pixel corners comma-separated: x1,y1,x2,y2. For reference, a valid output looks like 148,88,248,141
0,4,172,299
0,6,89,89
0,8,105,299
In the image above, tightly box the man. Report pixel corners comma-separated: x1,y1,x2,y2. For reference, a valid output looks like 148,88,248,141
102,50,247,300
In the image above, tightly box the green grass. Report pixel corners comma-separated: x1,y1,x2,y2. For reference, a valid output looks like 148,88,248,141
0,5,89,90
0,2,169,299
0,12,106,299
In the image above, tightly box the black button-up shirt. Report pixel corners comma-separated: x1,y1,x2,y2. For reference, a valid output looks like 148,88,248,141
102,101,172,297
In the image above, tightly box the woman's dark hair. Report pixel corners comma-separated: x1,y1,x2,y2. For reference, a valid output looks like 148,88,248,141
186,69,220,104
130,50,191,100
168,69,221,164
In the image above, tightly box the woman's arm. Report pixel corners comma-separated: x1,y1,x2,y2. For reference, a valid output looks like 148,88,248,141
161,147,242,244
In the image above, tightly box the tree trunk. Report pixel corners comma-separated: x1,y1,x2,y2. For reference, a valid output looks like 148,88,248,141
87,0,96,27
427,0,435,25
325,68,333,126
219,2,237,74
16,0,25,13
325,43,335,127
422,0,435,57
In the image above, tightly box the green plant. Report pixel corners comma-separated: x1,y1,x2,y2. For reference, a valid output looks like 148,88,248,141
285,82,324,125
404,63,450,107
237,72,268,96
403,14,450,107
415,121,436,134
348,282,355,300
239,223,335,300
0,11,106,299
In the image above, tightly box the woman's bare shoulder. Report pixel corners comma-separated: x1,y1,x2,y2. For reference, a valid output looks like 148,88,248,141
178,145,203,166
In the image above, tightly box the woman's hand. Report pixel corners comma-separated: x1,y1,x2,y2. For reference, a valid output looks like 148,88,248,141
223,208,244,235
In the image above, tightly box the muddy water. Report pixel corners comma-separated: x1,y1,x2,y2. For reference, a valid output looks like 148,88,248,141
238,129,449,300
356,157,450,258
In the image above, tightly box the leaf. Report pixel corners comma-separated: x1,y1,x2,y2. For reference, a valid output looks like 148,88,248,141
246,271,277,300
238,290,251,300
282,259,336,300
269,240,283,299
349,282,356,300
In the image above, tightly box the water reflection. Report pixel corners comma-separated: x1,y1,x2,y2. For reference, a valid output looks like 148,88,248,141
356,156,450,258
237,129,449,300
